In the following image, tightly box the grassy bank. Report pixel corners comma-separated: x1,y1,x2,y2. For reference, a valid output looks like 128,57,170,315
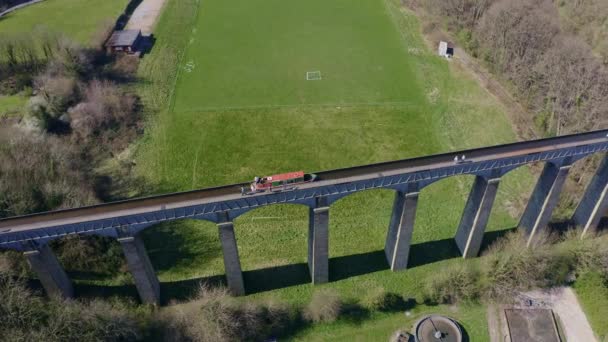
0,0,127,44
0,94,27,117
574,271,608,340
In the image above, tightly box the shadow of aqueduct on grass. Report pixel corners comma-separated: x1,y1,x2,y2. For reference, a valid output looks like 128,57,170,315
10,134,608,305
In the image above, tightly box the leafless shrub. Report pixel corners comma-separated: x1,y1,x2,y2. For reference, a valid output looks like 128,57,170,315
304,289,343,323
0,268,142,342
33,73,79,117
0,129,97,218
424,263,481,304
0,271,46,334
559,230,608,277
363,288,410,312
425,0,495,30
0,252,29,277
558,0,608,64
107,54,140,81
482,232,572,302
160,285,297,342
477,0,558,81
44,299,141,342
69,80,138,141
51,235,126,276
536,36,608,135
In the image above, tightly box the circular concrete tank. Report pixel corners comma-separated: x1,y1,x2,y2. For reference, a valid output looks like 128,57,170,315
414,315,463,342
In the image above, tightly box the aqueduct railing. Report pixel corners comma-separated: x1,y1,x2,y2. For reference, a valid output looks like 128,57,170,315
2,129,608,304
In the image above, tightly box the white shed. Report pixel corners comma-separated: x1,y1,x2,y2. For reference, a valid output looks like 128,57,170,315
438,41,454,58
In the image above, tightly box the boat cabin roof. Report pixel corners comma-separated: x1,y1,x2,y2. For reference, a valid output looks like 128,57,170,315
265,171,304,181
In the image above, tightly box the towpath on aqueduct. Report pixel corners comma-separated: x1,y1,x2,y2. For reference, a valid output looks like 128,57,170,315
2,129,608,305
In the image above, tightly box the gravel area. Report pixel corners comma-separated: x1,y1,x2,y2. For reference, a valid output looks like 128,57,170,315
125,0,167,34
524,287,597,342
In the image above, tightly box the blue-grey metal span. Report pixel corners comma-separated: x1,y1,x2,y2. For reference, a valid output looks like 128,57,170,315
2,129,608,304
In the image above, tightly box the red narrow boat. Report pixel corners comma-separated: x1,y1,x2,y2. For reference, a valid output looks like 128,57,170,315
241,171,317,195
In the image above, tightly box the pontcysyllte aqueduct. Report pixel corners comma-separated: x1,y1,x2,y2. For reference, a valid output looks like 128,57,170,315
2,129,608,305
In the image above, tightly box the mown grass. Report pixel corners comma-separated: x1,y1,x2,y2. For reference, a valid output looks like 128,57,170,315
0,94,26,117
289,303,488,341
0,0,127,44
172,0,422,111
573,271,608,340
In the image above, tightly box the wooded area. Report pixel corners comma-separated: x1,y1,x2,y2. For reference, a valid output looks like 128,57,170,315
0,29,140,218
414,0,608,136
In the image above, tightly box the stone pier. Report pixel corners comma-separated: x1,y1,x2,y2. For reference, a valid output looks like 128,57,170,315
384,191,419,270
118,234,160,305
455,176,500,258
23,243,73,299
217,221,245,296
308,200,329,284
572,155,608,236
519,161,571,246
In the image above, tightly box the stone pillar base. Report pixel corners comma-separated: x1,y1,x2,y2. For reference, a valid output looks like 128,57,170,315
24,243,73,299
519,161,571,246
573,154,608,237
308,205,329,284
118,235,160,305
455,176,500,258
385,191,419,270
218,221,245,296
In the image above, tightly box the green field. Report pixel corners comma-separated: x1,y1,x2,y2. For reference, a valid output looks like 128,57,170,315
116,0,539,339
0,0,127,44
0,0,603,339
172,0,422,111
0,94,26,117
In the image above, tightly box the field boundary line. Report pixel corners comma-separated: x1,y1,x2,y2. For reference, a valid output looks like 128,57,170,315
175,100,420,113
167,0,202,113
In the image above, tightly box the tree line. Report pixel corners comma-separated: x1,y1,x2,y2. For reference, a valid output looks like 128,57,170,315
414,0,608,137
0,28,139,218
0,28,142,280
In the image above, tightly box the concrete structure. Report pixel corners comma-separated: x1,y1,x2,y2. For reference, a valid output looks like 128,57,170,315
438,41,454,58
118,234,160,305
519,160,572,246
385,190,419,270
217,217,245,295
504,309,561,342
23,244,73,299
572,154,608,236
308,198,329,283
2,130,608,302
455,176,500,258
414,315,463,342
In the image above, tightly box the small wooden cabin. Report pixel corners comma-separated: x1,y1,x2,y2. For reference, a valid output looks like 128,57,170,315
105,30,142,54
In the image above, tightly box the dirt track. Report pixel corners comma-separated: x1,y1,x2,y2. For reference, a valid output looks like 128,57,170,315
526,287,598,342
125,0,167,34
